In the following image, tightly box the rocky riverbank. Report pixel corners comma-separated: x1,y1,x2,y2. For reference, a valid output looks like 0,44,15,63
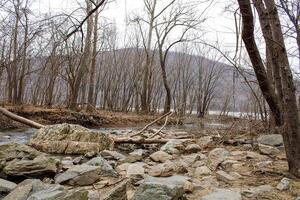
0,123,299,200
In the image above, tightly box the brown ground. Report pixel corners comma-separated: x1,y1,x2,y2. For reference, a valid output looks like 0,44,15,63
0,105,182,130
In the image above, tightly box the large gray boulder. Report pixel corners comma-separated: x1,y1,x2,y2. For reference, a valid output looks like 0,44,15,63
201,189,242,200
3,179,88,200
258,144,280,155
55,165,103,186
257,134,283,147
28,123,114,155
0,143,59,179
55,157,117,186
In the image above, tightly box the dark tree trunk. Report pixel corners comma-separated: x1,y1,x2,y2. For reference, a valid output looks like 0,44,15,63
237,0,300,177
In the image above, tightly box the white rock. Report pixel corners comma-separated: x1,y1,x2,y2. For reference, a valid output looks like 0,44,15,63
276,177,290,191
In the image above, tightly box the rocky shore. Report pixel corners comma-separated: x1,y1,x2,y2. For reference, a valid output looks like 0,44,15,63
0,123,299,200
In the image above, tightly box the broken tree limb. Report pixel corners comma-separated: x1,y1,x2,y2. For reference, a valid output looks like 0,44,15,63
131,111,173,137
149,112,174,139
0,107,44,129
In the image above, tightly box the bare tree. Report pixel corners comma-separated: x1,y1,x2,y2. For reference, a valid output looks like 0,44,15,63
154,1,201,113
278,0,300,63
237,0,300,177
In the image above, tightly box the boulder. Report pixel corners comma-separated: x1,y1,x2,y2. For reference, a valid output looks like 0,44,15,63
258,144,280,155
207,148,230,171
0,178,17,195
55,157,118,186
85,156,118,177
160,139,186,154
150,151,172,163
201,189,242,200
28,123,114,154
55,165,103,186
257,134,283,147
0,143,59,179
133,176,190,200
3,179,88,200
3,180,34,200
3,156,58,178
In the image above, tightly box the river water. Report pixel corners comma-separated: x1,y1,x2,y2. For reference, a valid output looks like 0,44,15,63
0,120,230,145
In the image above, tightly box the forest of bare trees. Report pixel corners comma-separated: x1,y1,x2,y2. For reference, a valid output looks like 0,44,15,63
0,0,249,117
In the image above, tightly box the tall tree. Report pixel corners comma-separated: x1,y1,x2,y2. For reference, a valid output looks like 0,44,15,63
237,0,300,177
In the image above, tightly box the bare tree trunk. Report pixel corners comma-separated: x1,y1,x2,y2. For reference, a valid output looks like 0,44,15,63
238,0,300,177
69,0,94,110
87,2,99,112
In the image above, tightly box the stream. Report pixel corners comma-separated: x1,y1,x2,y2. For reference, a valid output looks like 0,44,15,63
0,120,231,145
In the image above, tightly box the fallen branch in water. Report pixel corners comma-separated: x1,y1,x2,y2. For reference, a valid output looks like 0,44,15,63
0,107,44,129
130,111,173,137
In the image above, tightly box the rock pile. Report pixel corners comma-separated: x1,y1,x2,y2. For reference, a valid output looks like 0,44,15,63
0,125,298,200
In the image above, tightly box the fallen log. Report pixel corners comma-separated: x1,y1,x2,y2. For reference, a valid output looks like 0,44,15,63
0,107,44,129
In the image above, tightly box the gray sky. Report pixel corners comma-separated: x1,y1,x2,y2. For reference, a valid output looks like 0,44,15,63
31,0,299,70
32,0,238,49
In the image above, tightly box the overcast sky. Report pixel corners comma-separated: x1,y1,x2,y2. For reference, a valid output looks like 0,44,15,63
32,0,238,49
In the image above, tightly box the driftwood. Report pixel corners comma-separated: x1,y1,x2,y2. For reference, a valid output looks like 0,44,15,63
149,112,174,139
131,111,173,137
0,107,44,129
